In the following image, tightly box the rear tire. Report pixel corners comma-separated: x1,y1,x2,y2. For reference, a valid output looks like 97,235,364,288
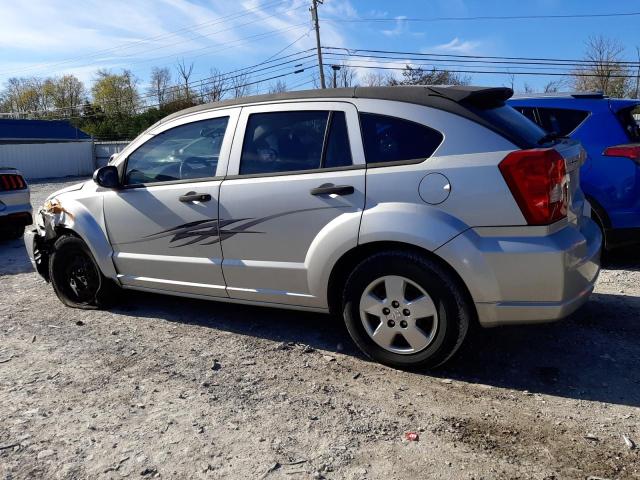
342,250,471,370
49,235,117,309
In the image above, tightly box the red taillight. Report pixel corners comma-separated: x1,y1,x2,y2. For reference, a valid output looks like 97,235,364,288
499,148,568,225
0,174,27,191
603,144,640,162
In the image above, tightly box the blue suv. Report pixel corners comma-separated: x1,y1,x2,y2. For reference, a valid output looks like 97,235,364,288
509,93,640,249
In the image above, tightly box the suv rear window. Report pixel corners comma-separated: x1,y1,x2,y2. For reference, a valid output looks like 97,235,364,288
359,113,443,164
535,108,589,136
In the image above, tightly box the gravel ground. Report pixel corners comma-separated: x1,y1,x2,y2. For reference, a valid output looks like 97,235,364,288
1,177,639,479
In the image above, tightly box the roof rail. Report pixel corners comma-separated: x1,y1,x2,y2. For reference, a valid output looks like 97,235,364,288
571,91,606,99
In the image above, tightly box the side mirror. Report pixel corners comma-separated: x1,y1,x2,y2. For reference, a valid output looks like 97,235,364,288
93,165,120,189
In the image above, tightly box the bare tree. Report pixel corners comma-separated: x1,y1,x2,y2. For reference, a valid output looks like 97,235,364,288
230,72,251,98
573,35,630,97
543,80,564,93
176,58,195,101
360,71,391,87
268,79,288,94
521,82,534,94
504,72,515,91
200,68,228,103
148,67,171,106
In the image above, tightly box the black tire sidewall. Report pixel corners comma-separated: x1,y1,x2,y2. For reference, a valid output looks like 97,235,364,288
49,236,103,309
343,251,469,369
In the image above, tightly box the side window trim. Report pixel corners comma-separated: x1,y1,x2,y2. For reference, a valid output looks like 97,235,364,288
225,101,365,179
319,111,334,169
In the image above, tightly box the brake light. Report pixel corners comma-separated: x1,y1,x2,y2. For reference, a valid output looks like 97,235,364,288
0,174,27,191
499,148,568,225
603,144,640,162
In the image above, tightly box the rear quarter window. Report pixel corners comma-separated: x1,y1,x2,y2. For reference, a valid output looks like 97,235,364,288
359,113,443,164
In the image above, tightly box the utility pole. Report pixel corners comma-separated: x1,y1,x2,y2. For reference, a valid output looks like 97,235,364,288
310,0,326,89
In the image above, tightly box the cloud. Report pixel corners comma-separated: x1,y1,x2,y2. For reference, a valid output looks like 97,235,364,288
423,37,483,55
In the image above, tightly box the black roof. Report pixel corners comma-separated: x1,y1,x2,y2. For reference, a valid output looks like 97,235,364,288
159,85,512,124
153,85,531,147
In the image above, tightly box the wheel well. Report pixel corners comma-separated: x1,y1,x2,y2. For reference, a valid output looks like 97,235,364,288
585,194,611,229
326,241,478,323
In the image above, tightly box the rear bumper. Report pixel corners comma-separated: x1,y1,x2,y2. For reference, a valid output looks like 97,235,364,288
436,218,602,327
0,211,32,229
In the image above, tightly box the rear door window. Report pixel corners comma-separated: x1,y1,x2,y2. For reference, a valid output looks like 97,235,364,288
535,108,589,136
359,113,443,164
239,110,353,175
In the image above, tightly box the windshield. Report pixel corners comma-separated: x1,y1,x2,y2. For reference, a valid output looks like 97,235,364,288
471,104,549,147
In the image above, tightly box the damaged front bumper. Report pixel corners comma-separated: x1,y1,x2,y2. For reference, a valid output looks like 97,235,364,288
24,210,57,280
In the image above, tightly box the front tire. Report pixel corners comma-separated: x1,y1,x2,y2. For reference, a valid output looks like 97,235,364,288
342,251,471,369
49,235,116,309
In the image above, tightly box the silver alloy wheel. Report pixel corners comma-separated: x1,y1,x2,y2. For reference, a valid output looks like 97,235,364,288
359,275,439,355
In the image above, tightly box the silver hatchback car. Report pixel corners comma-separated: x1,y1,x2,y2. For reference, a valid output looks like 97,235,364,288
25,86,601,368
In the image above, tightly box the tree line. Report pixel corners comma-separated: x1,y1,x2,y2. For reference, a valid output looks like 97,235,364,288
0,35,637,140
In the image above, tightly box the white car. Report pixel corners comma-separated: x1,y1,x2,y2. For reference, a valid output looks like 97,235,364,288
25,86,601,368
0,167,31,239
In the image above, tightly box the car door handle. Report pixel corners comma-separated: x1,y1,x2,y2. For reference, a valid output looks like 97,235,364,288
179,192,212,202
310,184,355,196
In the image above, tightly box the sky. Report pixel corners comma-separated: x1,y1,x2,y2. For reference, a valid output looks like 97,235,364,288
0,0,638,98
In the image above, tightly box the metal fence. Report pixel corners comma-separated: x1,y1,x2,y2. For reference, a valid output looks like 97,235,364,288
94,141,130,168
0,141,94,179
0,140,131,179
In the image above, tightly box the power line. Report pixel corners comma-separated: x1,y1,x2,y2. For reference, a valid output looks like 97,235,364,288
323,51,640,69
324,11,640,23
322,46,640,67
329,63,640,78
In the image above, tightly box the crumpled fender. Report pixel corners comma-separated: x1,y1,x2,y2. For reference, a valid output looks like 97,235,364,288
45,195,117,280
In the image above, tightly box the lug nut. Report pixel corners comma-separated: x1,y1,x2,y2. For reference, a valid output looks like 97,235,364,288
387,320,395,328
382,307,390,315
392,300,400,308
400,320,408,328
403,309,411,316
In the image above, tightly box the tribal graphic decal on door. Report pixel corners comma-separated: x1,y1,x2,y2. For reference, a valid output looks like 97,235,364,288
123,206,349,247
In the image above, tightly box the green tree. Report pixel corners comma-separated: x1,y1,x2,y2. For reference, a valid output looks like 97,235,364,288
91,69,140,117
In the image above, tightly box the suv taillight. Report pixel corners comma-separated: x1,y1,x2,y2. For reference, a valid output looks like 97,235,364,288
603,144,640,163
499,148,568,225
0,174,27,192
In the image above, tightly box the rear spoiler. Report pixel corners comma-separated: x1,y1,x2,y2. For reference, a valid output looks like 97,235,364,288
426,86,514,108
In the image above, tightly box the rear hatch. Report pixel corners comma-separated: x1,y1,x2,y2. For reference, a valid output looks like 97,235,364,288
469,101,586,228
